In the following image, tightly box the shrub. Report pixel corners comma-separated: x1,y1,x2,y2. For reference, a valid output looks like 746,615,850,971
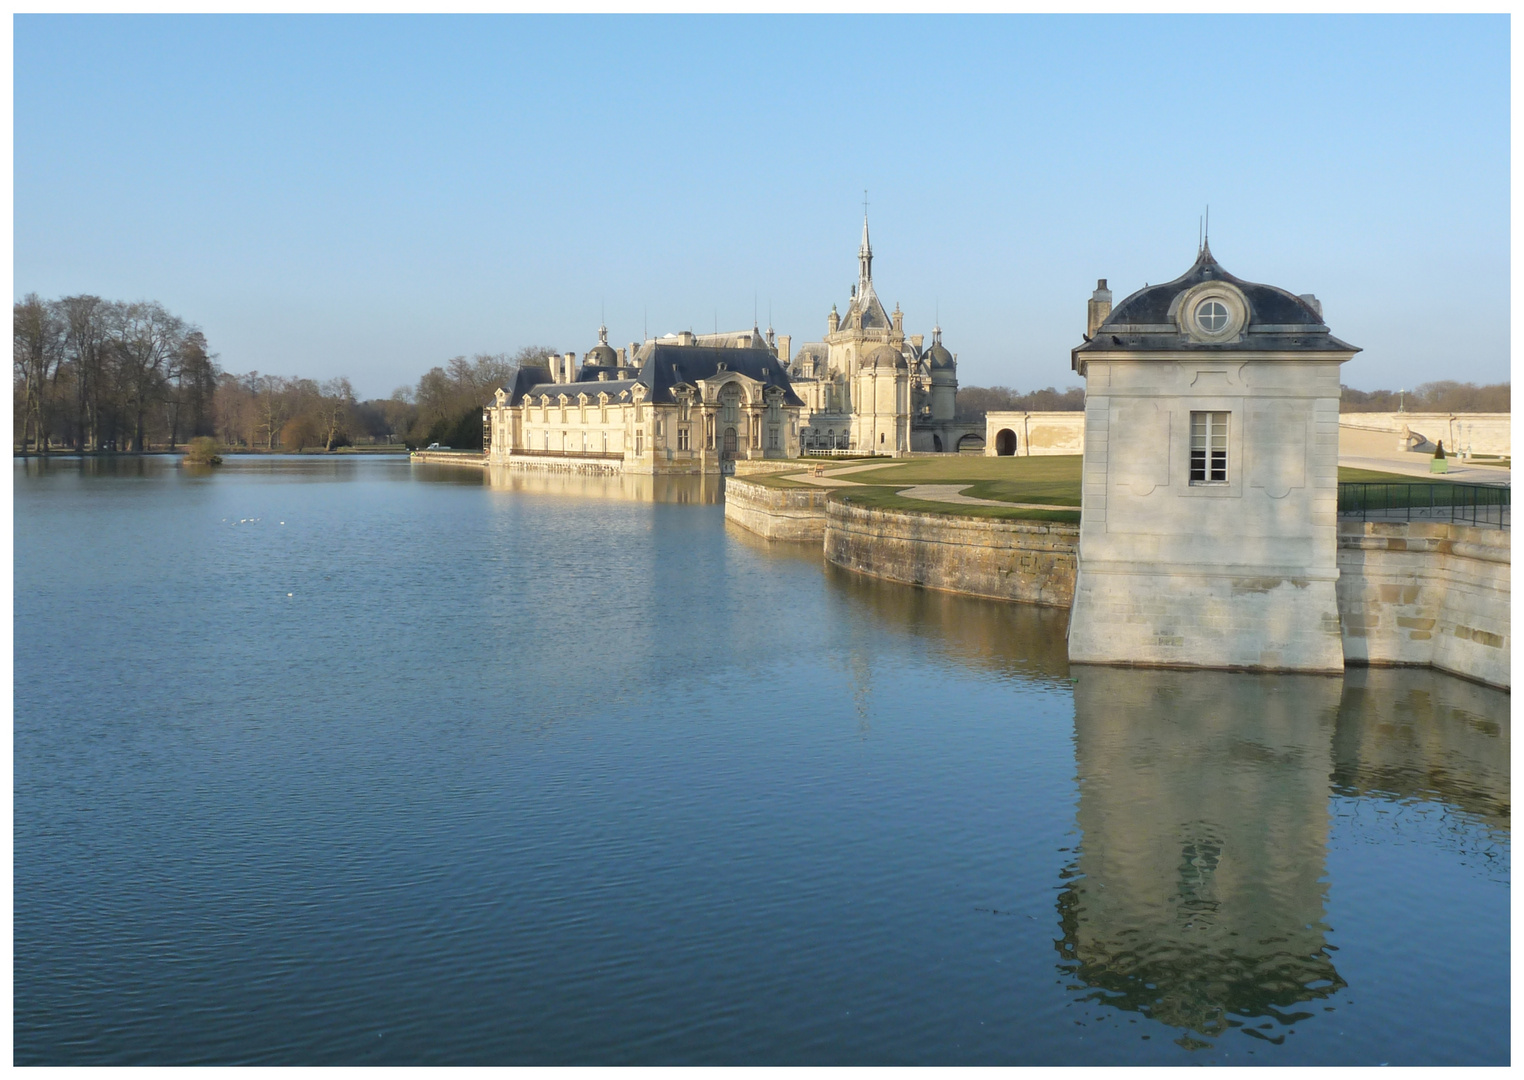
184,436,223,465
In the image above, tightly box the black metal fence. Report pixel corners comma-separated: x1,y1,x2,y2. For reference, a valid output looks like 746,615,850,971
1337,482,1509,530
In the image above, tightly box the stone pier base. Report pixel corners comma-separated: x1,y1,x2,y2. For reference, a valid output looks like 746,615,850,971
1066,567,1346,673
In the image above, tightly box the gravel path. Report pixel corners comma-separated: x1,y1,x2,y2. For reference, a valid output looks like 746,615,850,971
892,484,1075,510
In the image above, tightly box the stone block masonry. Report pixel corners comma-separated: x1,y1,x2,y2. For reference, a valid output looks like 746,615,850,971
1336,520,1510,690
722,480,833,542
822,501,1078,607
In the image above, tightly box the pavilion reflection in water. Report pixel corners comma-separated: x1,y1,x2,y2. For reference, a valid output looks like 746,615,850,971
1060,665,1509,1044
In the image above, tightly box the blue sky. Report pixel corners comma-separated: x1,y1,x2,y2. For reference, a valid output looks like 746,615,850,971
14,15,1510,399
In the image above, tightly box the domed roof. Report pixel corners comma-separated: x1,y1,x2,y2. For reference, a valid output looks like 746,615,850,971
925,325,954,368
584,324,617,366
1074,241,1358,359
863,344,907,371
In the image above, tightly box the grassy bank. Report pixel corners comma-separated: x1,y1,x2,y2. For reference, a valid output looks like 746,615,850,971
830,485,1081,523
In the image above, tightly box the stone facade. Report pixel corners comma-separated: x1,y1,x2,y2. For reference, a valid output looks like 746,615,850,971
1067,246,1359,673
483,333,803,475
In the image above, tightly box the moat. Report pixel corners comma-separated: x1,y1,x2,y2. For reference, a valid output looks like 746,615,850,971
14,455,1510,1065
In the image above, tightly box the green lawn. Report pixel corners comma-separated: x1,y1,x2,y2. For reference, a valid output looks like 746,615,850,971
1337,466,1483,483
840,455,1084,504
828,485,1081,524
745,459,1489,519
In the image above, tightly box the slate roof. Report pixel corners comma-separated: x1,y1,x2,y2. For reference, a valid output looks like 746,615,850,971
505,365,554,406
847,281,892,331
523,379,640,401
505,345,803,408
636,344,804,405
1072,243,1360,365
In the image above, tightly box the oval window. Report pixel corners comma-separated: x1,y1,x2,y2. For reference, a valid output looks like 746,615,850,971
1196,299,1229,333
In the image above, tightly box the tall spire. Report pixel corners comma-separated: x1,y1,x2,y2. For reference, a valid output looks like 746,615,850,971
858,201,873,289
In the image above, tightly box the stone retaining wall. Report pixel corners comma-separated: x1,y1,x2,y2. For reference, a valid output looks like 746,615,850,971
410,450,486,466
823,501,1079,607
732,459,812,476
1336,520,1510,689
722,479,832,542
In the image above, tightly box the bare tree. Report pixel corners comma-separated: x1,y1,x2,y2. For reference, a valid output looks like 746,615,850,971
318,377,355,450
57,295,114,450
13,294,63,453
113,301,185,451
255,374,291,450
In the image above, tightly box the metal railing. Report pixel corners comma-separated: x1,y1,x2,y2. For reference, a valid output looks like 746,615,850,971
1337,482,1509,530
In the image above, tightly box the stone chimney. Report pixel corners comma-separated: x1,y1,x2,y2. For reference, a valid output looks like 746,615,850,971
678,330,695,346
1087,279,1113,339
777,334,791,367
564,352,577,383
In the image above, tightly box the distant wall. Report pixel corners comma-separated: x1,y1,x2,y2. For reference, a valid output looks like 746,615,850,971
1337,412,1510,456
1336,520,1510,690
984,411,1085,457
823,500,1079,607
723,479,831,542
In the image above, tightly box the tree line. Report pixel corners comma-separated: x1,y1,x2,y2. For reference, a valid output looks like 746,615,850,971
1339,380,1510,413
955,385,1086,421
14,292,556,452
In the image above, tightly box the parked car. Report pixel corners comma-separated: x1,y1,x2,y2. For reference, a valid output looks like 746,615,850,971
425,443,451,451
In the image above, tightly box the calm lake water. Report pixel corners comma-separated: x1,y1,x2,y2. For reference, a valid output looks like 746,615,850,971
13,455,1510,1065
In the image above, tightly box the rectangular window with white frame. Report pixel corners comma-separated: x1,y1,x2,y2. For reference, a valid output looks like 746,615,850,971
1190,411,1229,483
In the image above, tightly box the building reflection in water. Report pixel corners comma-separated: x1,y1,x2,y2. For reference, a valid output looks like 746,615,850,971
1062,668,1345,1042
484,464,724,504
1061,664,1510,1045
1332,666,1509,836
